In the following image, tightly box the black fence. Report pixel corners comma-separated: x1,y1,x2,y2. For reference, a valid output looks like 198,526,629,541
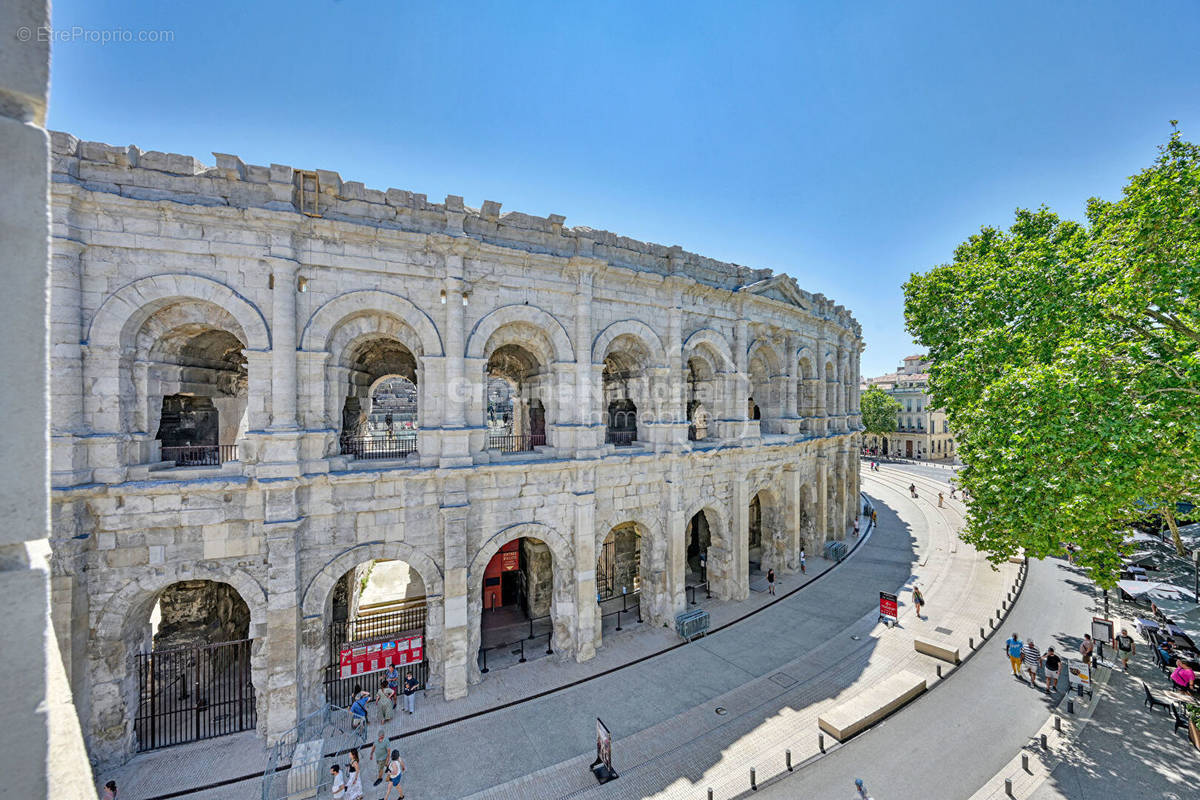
486,432,546,453
340,434,418,460
161,444,238,467
325,604,429,708
605,429,637,446
134,638,256,752
478,613,554,674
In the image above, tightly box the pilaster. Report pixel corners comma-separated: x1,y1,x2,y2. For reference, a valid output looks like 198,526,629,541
440,486,470,699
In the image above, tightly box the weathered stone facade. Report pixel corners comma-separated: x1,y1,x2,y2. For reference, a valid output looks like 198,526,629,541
45,132,863,766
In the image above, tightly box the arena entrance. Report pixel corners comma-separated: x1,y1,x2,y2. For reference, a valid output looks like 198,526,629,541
133,581,256,751
478,537,555,671
686,510,712,584
324,559,429,708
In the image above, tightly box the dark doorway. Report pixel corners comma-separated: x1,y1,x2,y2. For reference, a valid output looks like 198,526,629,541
906,440,913,458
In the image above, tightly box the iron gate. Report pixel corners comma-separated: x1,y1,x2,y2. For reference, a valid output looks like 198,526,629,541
324,602,429,708
134,638,256,752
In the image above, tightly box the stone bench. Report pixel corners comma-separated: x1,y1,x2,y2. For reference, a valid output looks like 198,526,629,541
818,670,927,741
914,638,961,664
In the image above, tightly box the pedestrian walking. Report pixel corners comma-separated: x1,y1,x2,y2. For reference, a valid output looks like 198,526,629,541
799,548,806,575
371,728,389,786
376,678,396,727
912,585,925,620
1115,628,1136,671
871,509,877,526
330,764,346,800
938,492,944,508
1005,633,1024,677
1079,634,1094,667
102,781,118,800
345,763,363,800
949,486,957,499
766,568,776,595
1044,647,1062,693
403,671,419,714
853,517,860,537
909,483,917,498
854,777,872,798
348,747,360,777
1021,639,1042,685
383,749,406,800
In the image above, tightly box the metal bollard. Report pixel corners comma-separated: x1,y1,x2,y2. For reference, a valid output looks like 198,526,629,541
480,647,489,674
750,768,757,791
819,733,826,753
937,664,943,678
1021,753,1029,772
1040,733,1048,750
1054,716,1062,732
708,790,713,800
980,626,986,639
969,636,975,649
786,749,793,771
519,639,527,664
1067,698,1075,714
1005,777,1014,797
616,610,622,632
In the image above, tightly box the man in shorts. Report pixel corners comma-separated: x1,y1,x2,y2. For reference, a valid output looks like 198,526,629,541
1114,628,1136,671
1043,647,1062,693
370,727,389,786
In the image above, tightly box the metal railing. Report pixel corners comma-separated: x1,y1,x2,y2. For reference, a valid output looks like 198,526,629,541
486,432,546,453
478,612,554,674
605,429,637,446
325,604,428,707
599,591,642,632
339,434,418,460
161,444,238,467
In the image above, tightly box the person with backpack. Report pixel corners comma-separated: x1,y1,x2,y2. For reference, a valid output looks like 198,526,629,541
911,585,925,620
349,684,371,736
383,750,406,800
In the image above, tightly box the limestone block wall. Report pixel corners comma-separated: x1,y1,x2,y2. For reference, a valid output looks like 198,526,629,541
46,133,865,768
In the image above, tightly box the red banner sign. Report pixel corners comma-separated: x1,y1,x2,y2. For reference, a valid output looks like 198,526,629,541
879,591,898,622
501,551,520,571
338,633,424,680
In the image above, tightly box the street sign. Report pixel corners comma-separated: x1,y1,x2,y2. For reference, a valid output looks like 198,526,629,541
590,717,618,783
879,591,898,624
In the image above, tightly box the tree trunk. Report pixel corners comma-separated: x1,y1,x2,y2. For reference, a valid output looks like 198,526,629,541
1164,506,1186,557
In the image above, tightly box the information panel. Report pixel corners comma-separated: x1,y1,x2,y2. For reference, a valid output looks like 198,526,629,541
879,591,899,623
338,633,424,679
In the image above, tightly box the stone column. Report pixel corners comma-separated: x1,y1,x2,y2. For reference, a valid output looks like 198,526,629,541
784,465,801,571
268,259,299,431
50,239,88,486
729,475,750,600
440,492,470,699
572,470,599,660
263,518,301,739
1,1,95,792
816,452,829,550
659,462,687,623
784,335,799,419
438,241,473,466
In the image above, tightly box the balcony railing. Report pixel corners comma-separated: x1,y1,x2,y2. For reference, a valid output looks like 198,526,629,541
161,444,238,467
486,432,546,453
687,424,708,441
340,434,418,460
605,429,637,447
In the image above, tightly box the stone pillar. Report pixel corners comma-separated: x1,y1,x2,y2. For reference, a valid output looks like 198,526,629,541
263,519,301,739
784,465,801,571
784,335,799,419
659,463,687,623
268,259,299,431
440,492,470,699
816,452,829,549
729,475,750,600
716,316,750,440
50,238,88,486
572,471,600,659
1,0,95,793
438,241,473,466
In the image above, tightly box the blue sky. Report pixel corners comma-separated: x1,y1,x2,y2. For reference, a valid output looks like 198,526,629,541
46,1,1200,377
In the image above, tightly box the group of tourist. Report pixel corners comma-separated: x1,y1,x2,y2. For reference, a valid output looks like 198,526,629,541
1004,632,1064,693
337,667,422,798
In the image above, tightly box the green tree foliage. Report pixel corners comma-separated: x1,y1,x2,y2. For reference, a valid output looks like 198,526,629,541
904,128,1200,587
860,385,903,436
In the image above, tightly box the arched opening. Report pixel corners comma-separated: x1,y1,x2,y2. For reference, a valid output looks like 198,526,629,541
748,489,783,581
145,322,248,467
602,334,652,446
748,345,783,433
324,559,428,711
686,358,715,441
478,537,556,672
486,342,549,453
685,510,714,584
749,494,763,564
131,581,256,751
339,337,419,459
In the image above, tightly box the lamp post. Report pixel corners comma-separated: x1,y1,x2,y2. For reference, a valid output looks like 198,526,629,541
1193,547,1199,603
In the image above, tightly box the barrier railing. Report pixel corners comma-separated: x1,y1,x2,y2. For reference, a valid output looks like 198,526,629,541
161,444,238,467
340,434,417,460
486,432,546,453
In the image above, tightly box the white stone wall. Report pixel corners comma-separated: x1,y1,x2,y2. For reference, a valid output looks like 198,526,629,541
46,133,864,767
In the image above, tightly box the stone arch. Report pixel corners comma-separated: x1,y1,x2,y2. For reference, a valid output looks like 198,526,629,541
592,319,667,367
748,482,787,573
682,328,735,371
88,565,269,764
300,290,443,357
465,305,573,363
300,541,445,619
747,338,784,374
86,273,271,352
467,522,575,682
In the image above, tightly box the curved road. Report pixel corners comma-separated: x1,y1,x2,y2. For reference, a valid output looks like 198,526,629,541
759,463,1098,799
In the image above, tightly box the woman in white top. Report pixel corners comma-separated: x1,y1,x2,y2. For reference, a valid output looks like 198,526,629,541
344,764,363,800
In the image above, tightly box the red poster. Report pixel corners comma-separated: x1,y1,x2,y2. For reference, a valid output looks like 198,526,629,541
501,551,520,571
338,633,424,679
879,591,898,622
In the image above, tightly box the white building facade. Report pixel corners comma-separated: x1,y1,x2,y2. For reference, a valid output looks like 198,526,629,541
46,133,863,765
862,355,955,460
